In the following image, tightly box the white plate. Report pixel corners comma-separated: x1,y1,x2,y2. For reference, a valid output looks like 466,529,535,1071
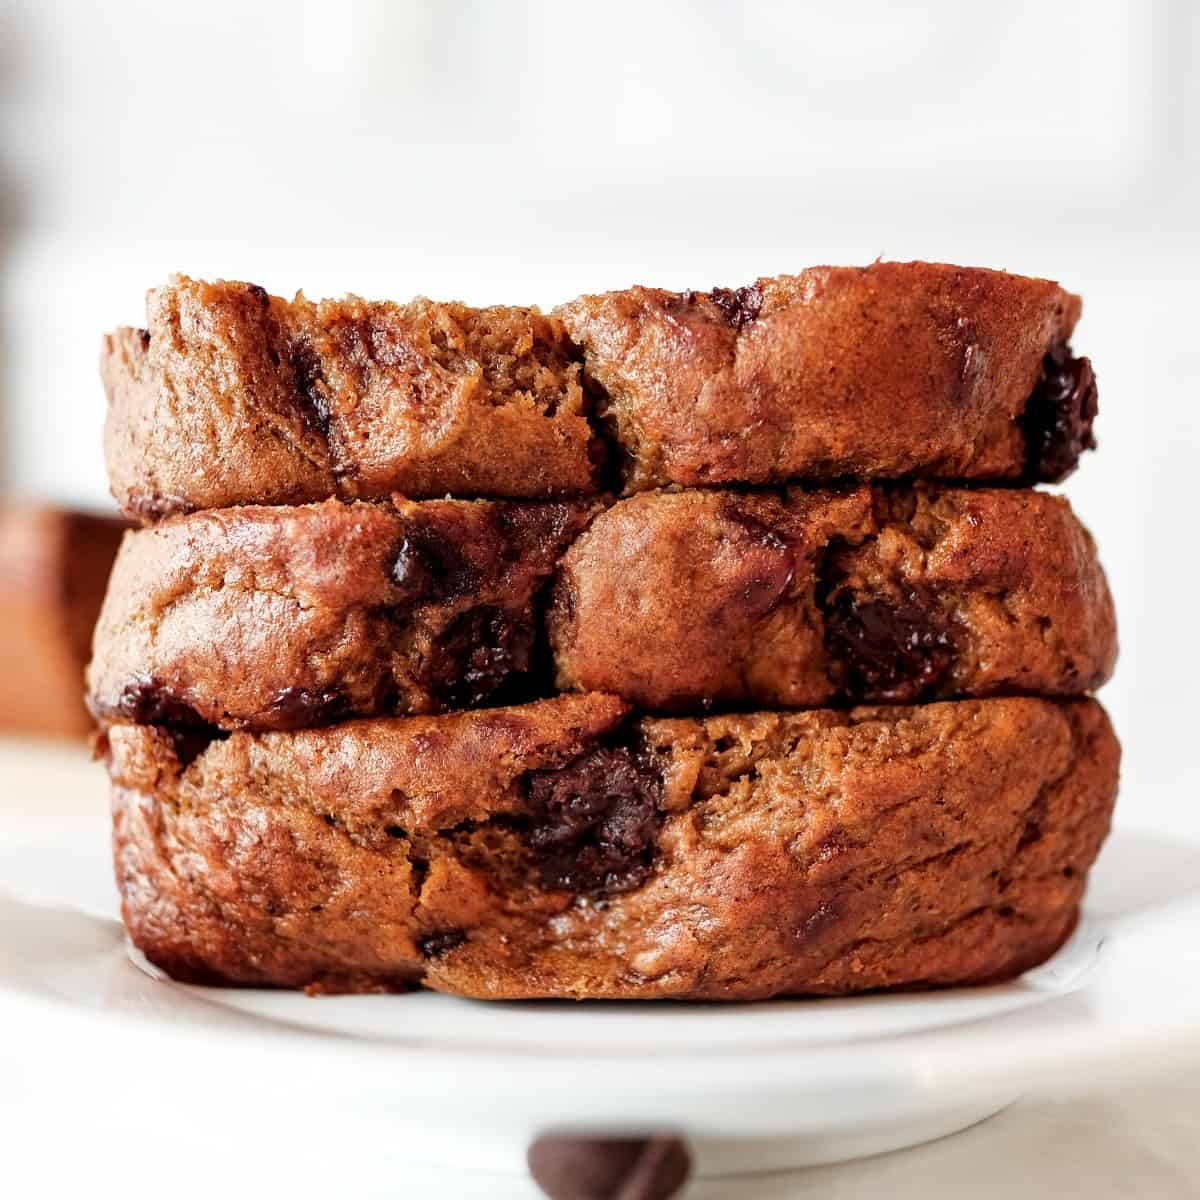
2,775,1200,1178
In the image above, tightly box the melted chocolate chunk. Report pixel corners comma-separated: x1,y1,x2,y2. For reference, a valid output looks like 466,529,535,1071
418,929,466,959
709,284,764,329
720,499,794,552
527,1133,691,1200
423,607,533,708
245,283,269,307
117,676,205,727
288,340,331,436
526,746,663,896
824,591,956,700
262,687,350,730
661,284,763,330
114,677,222,766
494,502,575,560
1023,342,1098,482
136,327,151,350
392,522,481,603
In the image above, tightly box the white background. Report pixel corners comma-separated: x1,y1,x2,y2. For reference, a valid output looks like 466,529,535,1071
2,0,1197,828
0,1,1197,1194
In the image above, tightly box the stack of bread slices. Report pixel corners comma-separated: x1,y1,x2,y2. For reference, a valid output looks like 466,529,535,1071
88,262,1118,999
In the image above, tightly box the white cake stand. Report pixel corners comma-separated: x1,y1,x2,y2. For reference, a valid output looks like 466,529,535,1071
2,741,1198,1179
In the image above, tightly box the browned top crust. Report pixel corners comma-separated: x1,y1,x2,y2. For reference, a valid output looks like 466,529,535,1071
0,506,127,737
558,261,1095,492
106,694,1119,999
550,485,1116,710
102,264,1097,517
102,276,600,518
87,496,595,730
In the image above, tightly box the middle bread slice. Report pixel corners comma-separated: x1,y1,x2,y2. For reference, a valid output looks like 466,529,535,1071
87,485,1115,731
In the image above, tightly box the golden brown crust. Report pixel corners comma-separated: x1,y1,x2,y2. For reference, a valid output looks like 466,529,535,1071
0,506,127,737
106,695,1118,999
103,265,1096,517
103,277,600,517
558,261,1090,491
549,485,1116,710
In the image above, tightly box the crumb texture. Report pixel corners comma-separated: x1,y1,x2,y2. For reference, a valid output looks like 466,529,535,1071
559,261,1090,491
88,496,594,730
102,264,1095,515
103,277,599,516
106,694,1119,999
549,484,1116,710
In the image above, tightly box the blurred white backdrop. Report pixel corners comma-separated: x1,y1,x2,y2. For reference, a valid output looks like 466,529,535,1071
0,0,1197,827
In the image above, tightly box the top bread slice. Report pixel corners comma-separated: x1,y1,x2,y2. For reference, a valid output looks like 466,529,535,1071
102,263,1096,517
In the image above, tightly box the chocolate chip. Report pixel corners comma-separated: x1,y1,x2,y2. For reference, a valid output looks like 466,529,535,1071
494,502,576,560
136,327,151,350
526,746,663,896
823,591,956,700
245,283,269,307
116,676,205,727
423,607,533,708
261,687,350,730
113,677,221,766
392,523,481,602
417,929,466,958
1023,342,1098,482
288,340,331,436
719,499,794,553
709,283,764,329
527,1133,691,1200
169,728,222,768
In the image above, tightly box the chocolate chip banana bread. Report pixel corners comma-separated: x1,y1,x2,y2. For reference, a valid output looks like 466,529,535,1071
0,505,127,737
550,484,1116,710
103,277,601,519
559,261,1096,492
104,693,1118,999
88,485,1115,729
88,497,594,731
102,263,1096,519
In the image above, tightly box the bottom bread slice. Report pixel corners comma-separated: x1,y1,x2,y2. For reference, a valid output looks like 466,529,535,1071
104,693,1118,1000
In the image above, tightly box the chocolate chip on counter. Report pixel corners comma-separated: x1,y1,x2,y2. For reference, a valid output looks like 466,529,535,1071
1023,342,1098,482
527,1133,691,1200
526,746,663,897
